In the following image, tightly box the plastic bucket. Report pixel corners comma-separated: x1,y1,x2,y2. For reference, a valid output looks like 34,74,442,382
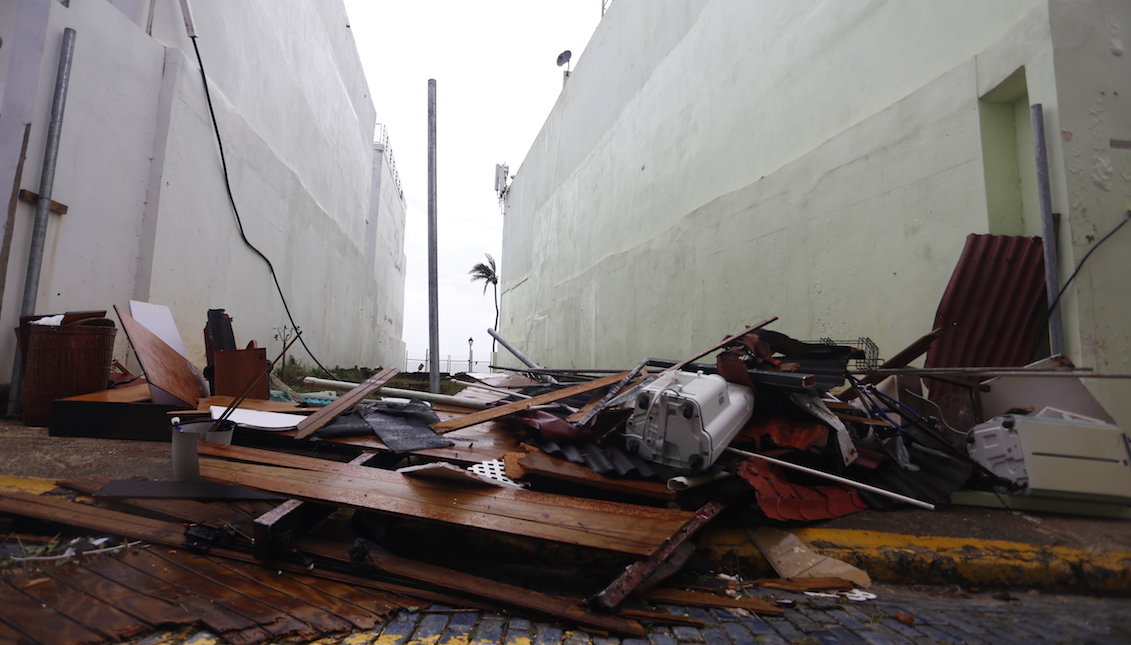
171,421,234,480
22,320,116,427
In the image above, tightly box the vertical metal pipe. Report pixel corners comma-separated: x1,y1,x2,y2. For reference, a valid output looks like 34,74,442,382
21,28,75,319
427,79,440,393
8,28,77,416
1031,104,1064,356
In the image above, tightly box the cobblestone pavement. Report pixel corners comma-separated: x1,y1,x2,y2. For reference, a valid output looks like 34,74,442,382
140,584,1131,644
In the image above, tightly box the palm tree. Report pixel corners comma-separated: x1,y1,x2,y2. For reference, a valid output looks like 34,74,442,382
469,254,499,352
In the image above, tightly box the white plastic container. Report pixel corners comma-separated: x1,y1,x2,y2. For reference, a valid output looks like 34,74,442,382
171,420,234,480
623,371,754,472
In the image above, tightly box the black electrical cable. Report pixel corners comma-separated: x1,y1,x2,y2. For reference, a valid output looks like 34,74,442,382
1047,210,1131,319
187,35,336,379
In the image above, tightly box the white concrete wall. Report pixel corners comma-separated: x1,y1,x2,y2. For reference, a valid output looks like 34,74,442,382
500,0,1131,424
368,140,408,368
0,0,407,385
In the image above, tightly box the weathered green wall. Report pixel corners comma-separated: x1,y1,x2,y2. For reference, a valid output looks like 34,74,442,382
500,0,1131,424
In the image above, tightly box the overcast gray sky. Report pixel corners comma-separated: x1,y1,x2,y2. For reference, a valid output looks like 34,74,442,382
342,1,602,370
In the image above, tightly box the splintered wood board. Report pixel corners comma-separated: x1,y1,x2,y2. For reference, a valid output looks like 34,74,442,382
507,449,675,501
115,305,202,407
430,370,631,433
294,367,399,439
198,444,694,556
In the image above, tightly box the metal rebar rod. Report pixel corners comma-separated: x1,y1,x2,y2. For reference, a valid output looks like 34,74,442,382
1032,104,1065,355
725,447,935,510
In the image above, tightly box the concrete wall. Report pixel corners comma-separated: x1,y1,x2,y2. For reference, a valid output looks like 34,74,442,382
1046,0,1131,422
0,0,406,386
499,0,1131,424
367,137,408,369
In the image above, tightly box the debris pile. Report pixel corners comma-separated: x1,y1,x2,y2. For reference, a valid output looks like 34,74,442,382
1,270,1128,641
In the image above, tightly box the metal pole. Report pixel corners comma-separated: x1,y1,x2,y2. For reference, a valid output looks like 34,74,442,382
8,28,77,416
725,447,935,510
1031,104,1064,356
427,79,440,393
302,377,490,409
488,328,558,384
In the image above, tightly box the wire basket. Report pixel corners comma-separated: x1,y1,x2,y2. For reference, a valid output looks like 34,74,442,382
816,337,880,371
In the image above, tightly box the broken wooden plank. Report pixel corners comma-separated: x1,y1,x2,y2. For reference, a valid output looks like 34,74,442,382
200,457,690,556
616,607,706,627
56,477,270,526
566,361,648,424
353,542,646,637
640,587,783,616
205,558,395,631
124,545,314,633
669,316,779,372
38,560,197,630
149,548,342,636
6,569,151,641
253,451,377,559
431,370,632,433
294,367,399,439
504,449,675,501
591,501,726,609
18,188,67,214
0,495,426,622
0,578,107,644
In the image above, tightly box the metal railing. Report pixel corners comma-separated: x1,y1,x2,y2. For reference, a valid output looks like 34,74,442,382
375,123,403,198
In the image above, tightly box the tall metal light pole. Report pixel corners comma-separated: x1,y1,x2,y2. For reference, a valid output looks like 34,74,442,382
468,337,474,372
427,79,440,393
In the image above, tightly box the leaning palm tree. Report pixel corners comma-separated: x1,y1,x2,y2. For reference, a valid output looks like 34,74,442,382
469,254,499,352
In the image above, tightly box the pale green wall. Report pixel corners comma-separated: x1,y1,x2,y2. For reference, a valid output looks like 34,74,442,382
500,0,1131,424
1046,0,1131,424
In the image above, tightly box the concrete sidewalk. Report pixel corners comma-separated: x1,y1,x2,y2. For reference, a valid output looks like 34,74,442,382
699,506,1131,594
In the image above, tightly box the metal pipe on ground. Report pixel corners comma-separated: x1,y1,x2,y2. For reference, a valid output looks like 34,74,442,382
302,377,490,409
7,27,77,417
488,328,559,385
725,447,935,510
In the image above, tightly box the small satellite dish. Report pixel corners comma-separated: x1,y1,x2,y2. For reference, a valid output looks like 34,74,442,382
556,50,572,67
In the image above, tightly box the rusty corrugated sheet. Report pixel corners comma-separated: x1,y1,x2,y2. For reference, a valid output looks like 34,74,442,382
924,234,1047,402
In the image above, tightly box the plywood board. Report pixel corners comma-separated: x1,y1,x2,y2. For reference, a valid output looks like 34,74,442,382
129,300,187,357
115,305,203,407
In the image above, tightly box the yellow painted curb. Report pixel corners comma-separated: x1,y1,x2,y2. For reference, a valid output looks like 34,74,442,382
0,474,57,495
699,527,1131,593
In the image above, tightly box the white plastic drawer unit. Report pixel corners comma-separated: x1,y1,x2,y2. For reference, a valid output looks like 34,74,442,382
623,370,754,472
969,411,1131,503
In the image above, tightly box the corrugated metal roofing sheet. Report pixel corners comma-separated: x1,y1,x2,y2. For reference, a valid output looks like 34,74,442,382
924,234,1047,401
